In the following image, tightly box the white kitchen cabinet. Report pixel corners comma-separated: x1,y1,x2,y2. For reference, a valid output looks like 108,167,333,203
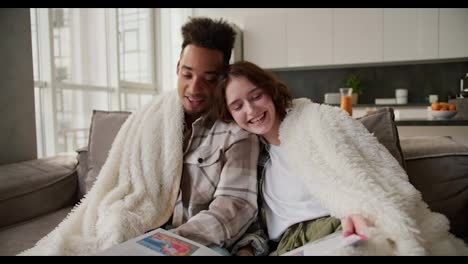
439,8,468,59
384,9,438,62
333,8,383,64
240,8,468,69
243,12,287,69
286,9,333,67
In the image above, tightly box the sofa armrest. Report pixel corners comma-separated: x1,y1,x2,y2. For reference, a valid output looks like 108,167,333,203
0,155,78,229
400,136,468,240
76,147,88,200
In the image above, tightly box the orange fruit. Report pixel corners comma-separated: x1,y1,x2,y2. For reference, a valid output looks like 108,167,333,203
449,104,456,111
431,102,440,110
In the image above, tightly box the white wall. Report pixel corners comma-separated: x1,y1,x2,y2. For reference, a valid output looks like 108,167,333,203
193,8,287,29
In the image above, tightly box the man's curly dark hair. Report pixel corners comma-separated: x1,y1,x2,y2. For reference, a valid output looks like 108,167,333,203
181,17,236,67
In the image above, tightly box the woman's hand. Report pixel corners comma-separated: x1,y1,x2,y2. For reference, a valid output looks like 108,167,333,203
236,245,254,256
341,214,369,240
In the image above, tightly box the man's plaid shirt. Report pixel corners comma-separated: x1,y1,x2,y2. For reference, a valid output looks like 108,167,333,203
169,115,260,248
231,140,272,255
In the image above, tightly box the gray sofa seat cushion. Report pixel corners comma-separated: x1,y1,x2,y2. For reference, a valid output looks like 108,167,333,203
400,136,468,241
0,155,77,228
0,206,73,256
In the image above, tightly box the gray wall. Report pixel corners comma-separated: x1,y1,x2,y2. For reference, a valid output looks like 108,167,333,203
272,60,468,105
0,9,36,165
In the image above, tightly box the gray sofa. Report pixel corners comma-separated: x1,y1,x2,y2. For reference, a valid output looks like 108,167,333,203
0,155,79,255
0,109,467,255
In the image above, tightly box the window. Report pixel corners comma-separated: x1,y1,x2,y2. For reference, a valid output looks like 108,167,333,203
117,8,156,112
118,8,153,84
30,8,161,157
51,8,111,154
30,9,44,157
52,8,71,82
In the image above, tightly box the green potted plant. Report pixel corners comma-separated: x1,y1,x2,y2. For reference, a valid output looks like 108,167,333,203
344,74,362,105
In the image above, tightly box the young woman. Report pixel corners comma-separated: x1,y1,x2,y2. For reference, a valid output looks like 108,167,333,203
213,61,368,256
214,61,468,256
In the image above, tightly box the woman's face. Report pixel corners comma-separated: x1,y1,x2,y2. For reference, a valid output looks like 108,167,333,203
225,76,278,137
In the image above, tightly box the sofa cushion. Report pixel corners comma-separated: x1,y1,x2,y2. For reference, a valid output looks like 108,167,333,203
80,108,407,191
400,136,468,241
0,206,73,255
357,107,406,169
85,110,131,195
0,155,77,229
76,147,88,199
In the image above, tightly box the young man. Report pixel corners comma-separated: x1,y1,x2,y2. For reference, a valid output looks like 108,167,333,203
166,17,259,252
20,17,258,256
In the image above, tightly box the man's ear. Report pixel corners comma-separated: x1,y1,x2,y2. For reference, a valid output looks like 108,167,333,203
176,60,180,75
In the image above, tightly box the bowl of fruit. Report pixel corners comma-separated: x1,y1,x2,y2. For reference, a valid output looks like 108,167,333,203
430,102,457,119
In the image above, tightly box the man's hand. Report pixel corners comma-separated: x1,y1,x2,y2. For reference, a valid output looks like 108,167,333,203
341,214,369,240
236,245,254,256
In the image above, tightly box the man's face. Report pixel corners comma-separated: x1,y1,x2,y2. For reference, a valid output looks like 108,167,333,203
177,45,224,117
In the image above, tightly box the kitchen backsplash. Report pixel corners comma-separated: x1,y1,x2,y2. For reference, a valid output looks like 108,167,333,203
271,60,468,104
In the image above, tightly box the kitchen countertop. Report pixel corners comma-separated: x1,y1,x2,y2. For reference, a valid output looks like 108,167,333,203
325,103,468,125
395,118,468,126
354,103,429,108
327,103,430,107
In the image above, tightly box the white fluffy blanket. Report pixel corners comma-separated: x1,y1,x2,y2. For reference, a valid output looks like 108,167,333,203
21,91,184,255
280,98,468,255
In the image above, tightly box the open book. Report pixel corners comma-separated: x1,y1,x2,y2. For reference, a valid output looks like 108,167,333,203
96,228,222,256
281,232,363,256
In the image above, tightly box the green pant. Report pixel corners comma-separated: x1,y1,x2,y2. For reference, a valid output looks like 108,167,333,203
275,216,342,256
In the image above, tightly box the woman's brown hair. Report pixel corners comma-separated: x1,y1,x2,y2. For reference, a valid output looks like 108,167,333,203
214,61,292,122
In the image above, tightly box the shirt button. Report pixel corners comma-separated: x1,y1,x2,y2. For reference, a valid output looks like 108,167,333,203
197,158,203,163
